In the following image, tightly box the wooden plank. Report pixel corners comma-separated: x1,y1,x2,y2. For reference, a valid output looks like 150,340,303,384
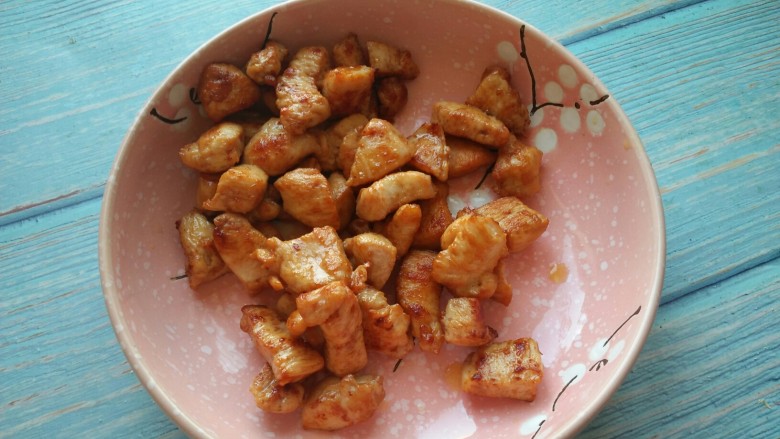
580,257,780,438
565,0,780,304
0,0,699,226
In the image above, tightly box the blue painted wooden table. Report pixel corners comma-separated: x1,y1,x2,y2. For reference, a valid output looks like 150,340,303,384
1,0,777,437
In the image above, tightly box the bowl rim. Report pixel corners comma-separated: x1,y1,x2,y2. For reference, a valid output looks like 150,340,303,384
98,0,666,437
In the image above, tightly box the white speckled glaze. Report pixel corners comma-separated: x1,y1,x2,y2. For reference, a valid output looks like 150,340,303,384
98,0,665,438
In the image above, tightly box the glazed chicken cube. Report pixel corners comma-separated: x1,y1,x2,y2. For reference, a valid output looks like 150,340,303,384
332,32,366,67
432,101,510,148
461,338,543,401
202,164,269,213
356,171,437,221
239,305,324,385
301,374,385,431
337,126,362,177
179,122,244,174
347,118,417,187
376,77,408,121
276,46,332,134
366,41,419,79
357,287,413,359
274,168,340,228
198,63,262,122
175,210,228,288
242,117,321,176
412,181,453,250
409,122,449,181
195,174,219,211
245,40,288,87
372,203,421,257
396,250,444,354
446,135,497,179
465,66,530,136
343,232,397,289
443,297,497,346
249,362,305,413
432,214,508,299
473,196,549,252
293,281,367,376
491,135,543,198
322,66,375,116
317,114,369,172
274,226,352,295
212,213,280,294
328,172,355,230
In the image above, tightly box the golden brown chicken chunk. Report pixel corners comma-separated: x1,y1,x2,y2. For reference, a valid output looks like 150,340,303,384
412,181,453,250
432,101,510,148
328,172,355,230
276,46,332,134
242,118,321,176
301,374,385,431
491,259,513,306
465,66,530,136
249,362,305,413
366,41,419,79
274,168,340,228
195,174,219,211
245,40,288,87
322,66,375,116
274,226,352,295
432,214,508,299
357,287,413,359
373,203,421,257
226,111,272,144
347,118,417,187
332,33,366,67
409,122,449,181
343,232,397,289
376,77,408,121
175,210,229,288
396,250,444,354
179,122,244,174
198,63,262,122
356,171,437,221
202,164,269,213
473,196,549,252
212,213,280,293
491,136,543,198
247,186,282,223
443,297,497,346
461,338,543,401
293,281,367,376
337,126,362,177
317,114,369,172
240,305,325,385
446,135,498,179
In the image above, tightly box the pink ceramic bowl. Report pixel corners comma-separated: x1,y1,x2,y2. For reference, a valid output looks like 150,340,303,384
99,0,665,437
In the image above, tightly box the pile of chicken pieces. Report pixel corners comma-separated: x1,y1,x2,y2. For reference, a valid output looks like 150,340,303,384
175,31,548,431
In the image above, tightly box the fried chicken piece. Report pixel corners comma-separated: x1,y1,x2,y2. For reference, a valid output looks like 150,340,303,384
491,136,543,198
373,203,421,257
179,122,244,174
322,66,375,117
432,101,510,148
202,164,269,213
198,63,262,122
446,135,497,179
343,233,397,289
243,117,321,176
274,168,340,228
443,297,497,346
328,172,355,230
347,118,417,187
337,126,362,178
175,210,229,288
240,305,324,385
293,281,367,376
333,33,366,67
356,171,437,221
249,362,305,413
212,213,280,293
409,122,449,181
317,114,369,172
274,226,352,295
276,46,332,134
491,258,513,306
246,40,288,87
247,186,282,223
301,374,385,431
195,174,219,211
226,111,271,144
357,287,413,358
461,338,543,401
397,250,444,354
473,196,549,252
366,41,419,79
376,77,408,121
412,181,453,250
432,214,508,299
465,66,530,136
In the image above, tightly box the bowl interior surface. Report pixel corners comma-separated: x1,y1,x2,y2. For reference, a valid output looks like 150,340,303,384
99,1,665,438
